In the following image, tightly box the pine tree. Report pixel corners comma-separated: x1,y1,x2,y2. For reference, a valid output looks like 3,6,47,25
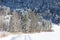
21,11,30,33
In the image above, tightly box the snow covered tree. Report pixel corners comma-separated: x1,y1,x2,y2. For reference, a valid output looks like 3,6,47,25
21,11,30,33
9,10,22,32
0,16,4,31
27,10,39,32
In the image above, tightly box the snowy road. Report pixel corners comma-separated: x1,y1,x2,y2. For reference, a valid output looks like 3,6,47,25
0,32,60,40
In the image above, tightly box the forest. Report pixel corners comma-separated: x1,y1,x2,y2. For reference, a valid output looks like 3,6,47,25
0,6,52,33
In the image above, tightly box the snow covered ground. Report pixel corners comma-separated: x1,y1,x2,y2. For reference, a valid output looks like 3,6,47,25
0,24,60,40
52,23,60,32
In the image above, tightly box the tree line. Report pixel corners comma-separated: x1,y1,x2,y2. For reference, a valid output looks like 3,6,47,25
0,6,52,33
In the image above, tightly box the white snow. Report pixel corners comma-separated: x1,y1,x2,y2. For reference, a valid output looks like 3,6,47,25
52,23,60,32
0,24,60,40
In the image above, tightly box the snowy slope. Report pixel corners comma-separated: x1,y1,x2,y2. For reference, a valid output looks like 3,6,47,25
52,23,60,32
0,24,60,40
